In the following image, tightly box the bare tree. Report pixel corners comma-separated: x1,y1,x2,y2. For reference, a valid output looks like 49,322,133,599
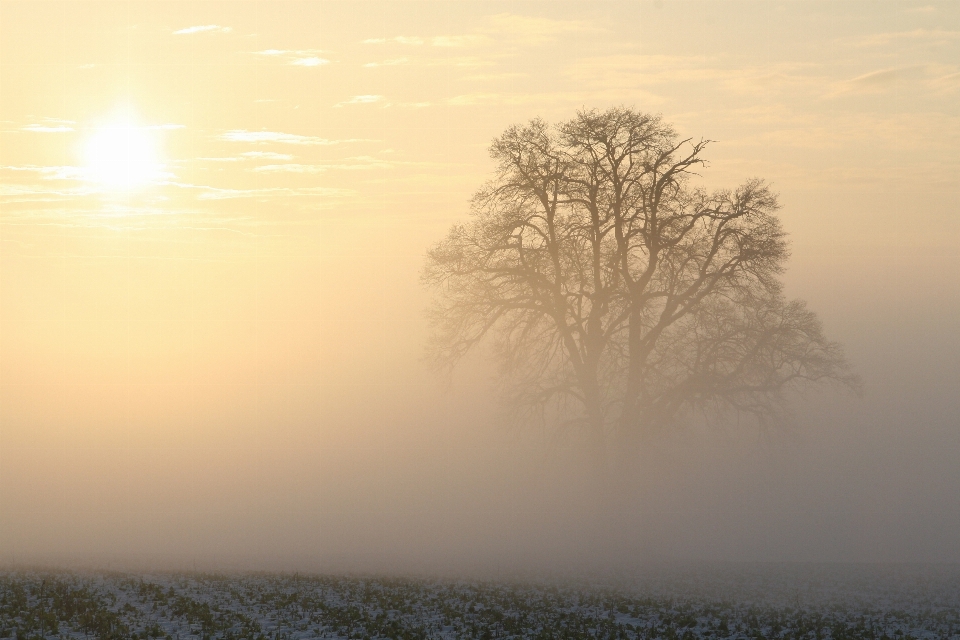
423,108,858,468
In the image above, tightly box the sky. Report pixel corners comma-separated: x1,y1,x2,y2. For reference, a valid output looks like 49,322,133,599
0,1,958,574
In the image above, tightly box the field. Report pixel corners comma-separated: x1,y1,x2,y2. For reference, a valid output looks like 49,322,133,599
2,565,959,640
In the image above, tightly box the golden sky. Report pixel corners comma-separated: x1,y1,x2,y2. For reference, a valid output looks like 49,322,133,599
1,1,959,570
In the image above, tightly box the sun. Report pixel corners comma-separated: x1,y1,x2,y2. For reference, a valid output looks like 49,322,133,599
83,116,163,190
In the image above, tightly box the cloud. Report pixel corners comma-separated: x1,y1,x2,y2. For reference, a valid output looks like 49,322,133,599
19,118,76,133
253,156,397,173
291,57,329,67
445,92,579,107
0,163,175,192
363,58,409,68
334,95,384,107
830,64,960,95
22,124,74,133
241,151,294,160
361,35,484,47
0,183,63,197
831,65,927,94
461,72,528,82
1,165,86,180
195,151,295,163
363,36,421,45
0,164,101,201
856,29,960,47
443,89,606,107
849,67,914,85
193,185,353,200
364,55,488,70
174,25,231,35
220,130,335,145
445,86,667,109
253,164,326,174
932,71,960,88
256,49,329,67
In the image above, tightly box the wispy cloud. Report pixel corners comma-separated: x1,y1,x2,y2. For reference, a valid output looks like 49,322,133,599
195,151,296,163
364,58,409,68
241,151,294,160
932,71,960,89
334,95,384,107
362,35,485,47
445,92,567,107
0,164,97,205
22,124,74,133
256,49,330,67
19,118,76,133
366,56,488,69
220,130,334,145
363,37,416,45
193,185,353,200
174,25,231,35
291,57,328,67
856,28,960,47
850,66,918,85
2,165,86,180
831,65,927,95
0,164,179,193
253,156,401,173
0,183,73,197
445,87,664,109
461,72,527,82
253,164,327,174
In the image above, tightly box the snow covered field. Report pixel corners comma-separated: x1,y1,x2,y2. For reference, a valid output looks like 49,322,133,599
2,565,959,639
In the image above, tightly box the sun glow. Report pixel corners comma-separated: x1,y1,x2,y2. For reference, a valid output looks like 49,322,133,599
83,117,163,190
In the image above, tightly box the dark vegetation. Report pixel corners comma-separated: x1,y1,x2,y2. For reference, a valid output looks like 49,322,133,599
425,108,858,465
2,568,959,639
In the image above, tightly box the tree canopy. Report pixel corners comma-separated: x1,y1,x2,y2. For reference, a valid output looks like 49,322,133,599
423,108,858,466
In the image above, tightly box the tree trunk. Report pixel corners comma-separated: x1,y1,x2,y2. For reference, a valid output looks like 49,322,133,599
581,377,609,482
620,299,645,437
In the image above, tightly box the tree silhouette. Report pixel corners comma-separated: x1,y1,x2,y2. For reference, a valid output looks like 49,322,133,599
424,108,859,467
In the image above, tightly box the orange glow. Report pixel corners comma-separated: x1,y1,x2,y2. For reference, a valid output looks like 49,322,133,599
0,1,958,571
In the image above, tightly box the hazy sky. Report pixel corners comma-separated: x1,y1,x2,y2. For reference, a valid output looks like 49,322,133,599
1,1,958,573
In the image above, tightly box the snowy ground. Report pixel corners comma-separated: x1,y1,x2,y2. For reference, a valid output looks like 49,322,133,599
2,564,959,639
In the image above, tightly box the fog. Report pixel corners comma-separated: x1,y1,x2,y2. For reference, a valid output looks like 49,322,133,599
0,1,958,577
